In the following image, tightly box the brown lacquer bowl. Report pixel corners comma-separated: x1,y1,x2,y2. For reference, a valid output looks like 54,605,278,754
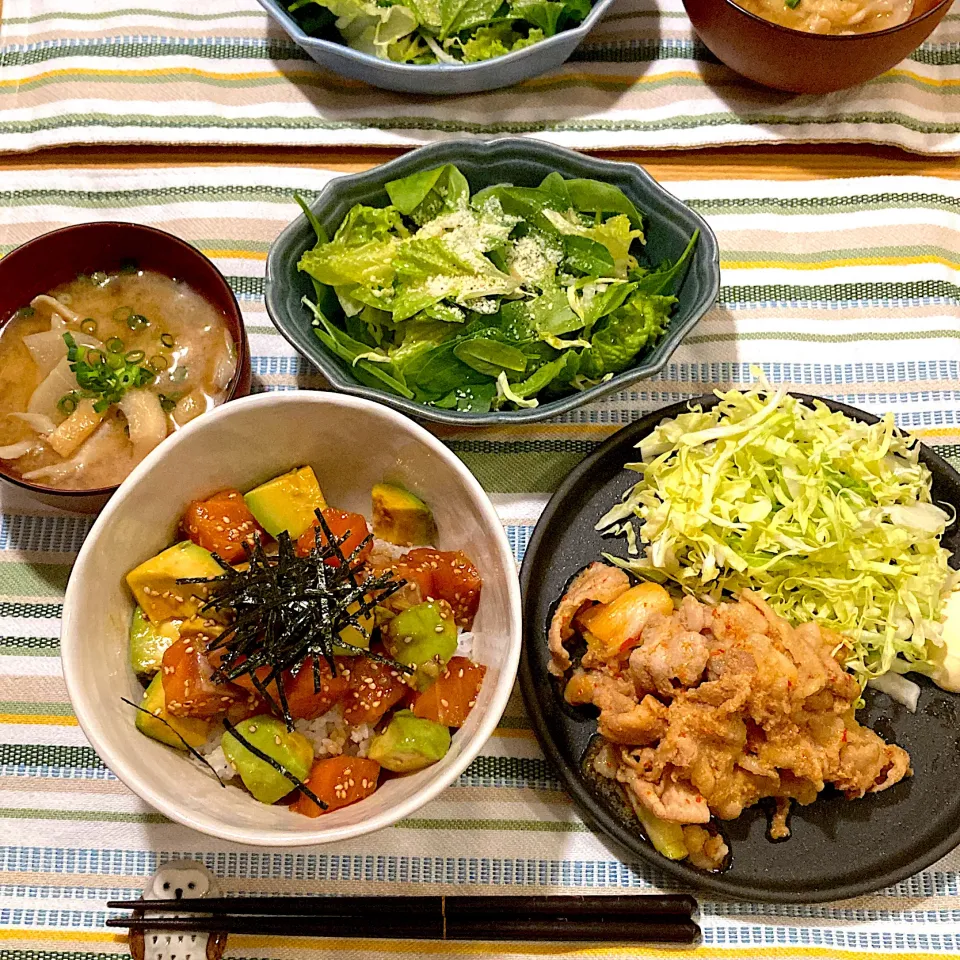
683,0,953,92
0,222,251,512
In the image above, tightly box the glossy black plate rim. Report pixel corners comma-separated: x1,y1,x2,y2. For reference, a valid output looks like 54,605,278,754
519,392,960,903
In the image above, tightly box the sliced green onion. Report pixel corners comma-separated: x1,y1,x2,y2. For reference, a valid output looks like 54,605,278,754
124,349,145,363
171,366,188,382
14,307,36,320
127,313,149,331
160,333,176,348
57,394,78,415
106,353,124,370
90,271,108,285
149,354,170,372
80,319,98,335
86,348,107,366
159,394,177,413
137,367,157,387
106,337,125,354
119,259,139,275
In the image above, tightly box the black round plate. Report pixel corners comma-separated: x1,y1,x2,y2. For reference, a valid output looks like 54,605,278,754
519,393,960,903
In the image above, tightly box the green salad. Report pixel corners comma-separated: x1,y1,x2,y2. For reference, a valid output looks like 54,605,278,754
284,0,591,63
597,376,958,684
296,164,697,413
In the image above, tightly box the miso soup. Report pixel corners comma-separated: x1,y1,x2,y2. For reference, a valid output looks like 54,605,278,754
0,268,237,491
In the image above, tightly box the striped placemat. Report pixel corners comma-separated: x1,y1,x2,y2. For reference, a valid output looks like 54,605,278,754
3,165,960,959
1,0,960,154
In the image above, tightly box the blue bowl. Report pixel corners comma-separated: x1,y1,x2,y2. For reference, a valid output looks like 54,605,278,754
265,139,720,426
255,0,617,94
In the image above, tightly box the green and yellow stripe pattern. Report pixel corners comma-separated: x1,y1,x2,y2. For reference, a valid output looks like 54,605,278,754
1,0,960,153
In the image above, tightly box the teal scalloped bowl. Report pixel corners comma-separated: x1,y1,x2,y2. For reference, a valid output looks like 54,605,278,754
264,139,720,426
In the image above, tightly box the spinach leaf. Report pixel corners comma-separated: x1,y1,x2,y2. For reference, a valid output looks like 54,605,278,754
472,184,564,232
456,381,498,412
631,230,699,296
304,298,414,399
454,338,528,376
539,171,572,207
562,177,643,229
508,354,571,399
529,284,582,337
385,164,470,224
294,192,328,244
579,280,634,333
404,0,443,28
404,340,490,396
563,235,615,276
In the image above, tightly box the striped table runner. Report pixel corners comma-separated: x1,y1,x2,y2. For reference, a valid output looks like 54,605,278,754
1,0,960,154
3,165,960,959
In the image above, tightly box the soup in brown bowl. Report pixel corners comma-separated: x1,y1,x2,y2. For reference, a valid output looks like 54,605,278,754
0,266,238,492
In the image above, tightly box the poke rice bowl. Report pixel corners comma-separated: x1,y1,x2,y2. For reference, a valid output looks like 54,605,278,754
61,391,522,845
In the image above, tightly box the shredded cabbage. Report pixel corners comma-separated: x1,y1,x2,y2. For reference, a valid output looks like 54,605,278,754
597,377,958,683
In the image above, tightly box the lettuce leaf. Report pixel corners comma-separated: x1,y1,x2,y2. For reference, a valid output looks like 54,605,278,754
440,0,504,38
578,294,673,379
392,234,517,321
509,0,564,33
298,237,398,288
457,23,543,60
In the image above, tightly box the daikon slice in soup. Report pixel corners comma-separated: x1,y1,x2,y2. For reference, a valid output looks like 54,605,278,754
734,0,913,32
0,268,238,491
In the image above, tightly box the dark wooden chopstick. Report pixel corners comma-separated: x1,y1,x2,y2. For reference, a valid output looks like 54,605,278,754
107,915,701,944
108,893,697,920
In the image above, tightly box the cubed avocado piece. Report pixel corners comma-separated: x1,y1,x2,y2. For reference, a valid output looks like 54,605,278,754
129,606,181,677
221,715,314,805
244,466,327,540
368,710,451,772
334,602,374,655
385,600,457,689
126,541,224,623
134,673,213,750
372,483,437,547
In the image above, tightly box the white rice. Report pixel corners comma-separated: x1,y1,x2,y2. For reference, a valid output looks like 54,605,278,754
190,703,375,785
293,704,373,759
455,630,474,659
370,538,410,562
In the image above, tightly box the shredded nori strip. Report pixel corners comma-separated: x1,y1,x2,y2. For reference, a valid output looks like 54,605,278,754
121,697,226,788
177,508,408,728
222,717,327,810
